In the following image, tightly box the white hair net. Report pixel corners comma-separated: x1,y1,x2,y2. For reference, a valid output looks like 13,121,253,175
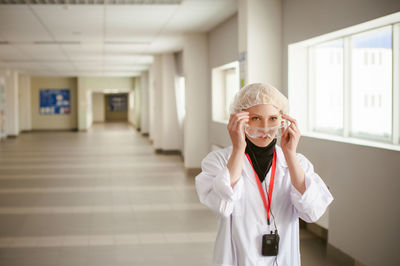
229,83,289,114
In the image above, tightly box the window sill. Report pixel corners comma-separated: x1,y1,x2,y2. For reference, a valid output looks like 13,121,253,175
302,132,400,152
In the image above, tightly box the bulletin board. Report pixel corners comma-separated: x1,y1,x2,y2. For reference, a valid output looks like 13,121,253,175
39,89,70,115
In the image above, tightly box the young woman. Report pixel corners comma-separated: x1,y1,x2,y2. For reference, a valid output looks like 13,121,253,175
195,83,333,266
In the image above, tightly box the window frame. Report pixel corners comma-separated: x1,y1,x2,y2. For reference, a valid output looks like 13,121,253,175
288,12,400,151
211,61,240,123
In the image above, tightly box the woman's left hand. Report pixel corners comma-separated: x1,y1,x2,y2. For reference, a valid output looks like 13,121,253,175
280,114,301,156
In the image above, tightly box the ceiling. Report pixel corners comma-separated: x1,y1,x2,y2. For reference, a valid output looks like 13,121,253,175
0,0,237,77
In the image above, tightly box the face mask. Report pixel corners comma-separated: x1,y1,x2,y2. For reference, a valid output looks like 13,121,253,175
244,120,289,139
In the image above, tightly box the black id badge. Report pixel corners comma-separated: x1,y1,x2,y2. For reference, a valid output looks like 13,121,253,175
261,231,280,256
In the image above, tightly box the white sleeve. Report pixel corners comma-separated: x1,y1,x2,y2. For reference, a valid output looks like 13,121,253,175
290,153,334,223
195,150,244,217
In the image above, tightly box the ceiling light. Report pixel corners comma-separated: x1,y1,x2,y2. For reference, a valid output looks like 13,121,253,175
34,41,81,45
105,41,151,45
0,0,183,5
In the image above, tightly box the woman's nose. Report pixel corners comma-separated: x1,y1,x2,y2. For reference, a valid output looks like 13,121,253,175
260,120,269,128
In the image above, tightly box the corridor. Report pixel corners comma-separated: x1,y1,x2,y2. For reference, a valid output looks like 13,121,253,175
0,123,340,266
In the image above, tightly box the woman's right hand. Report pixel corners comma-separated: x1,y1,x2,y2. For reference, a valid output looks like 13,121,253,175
227,112,249,152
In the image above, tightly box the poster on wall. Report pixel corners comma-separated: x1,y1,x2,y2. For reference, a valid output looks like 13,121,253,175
40,89,70,115
108,94,127,112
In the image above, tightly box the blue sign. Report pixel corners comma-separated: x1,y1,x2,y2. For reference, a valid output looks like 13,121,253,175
40,89,70,115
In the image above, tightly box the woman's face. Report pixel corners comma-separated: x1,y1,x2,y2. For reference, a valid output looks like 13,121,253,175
244,104,282,147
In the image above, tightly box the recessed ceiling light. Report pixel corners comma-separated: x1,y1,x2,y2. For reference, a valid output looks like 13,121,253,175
105,41,151,45
34,41,81,45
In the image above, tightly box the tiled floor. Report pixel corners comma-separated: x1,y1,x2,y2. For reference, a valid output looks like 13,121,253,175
0,123,340,266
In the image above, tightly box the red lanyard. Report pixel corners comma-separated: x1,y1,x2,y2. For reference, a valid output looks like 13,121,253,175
245,150,277,225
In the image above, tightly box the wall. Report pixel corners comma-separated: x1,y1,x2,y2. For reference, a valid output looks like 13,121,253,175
183,34,209,168
134,77,141,129
0,76,5,139
31,77,78,130
245,0,282,87
77,77,135,130
18,74,31,131
0,70,19,136
140,71,149,134
128,91,135,126
148,64,155,141
92,93,105,122
161,53,180,151
282,1,400,265
208,14,238,149
149,55,163,149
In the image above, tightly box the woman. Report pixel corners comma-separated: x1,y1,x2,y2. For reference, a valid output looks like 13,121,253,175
195,83,333,266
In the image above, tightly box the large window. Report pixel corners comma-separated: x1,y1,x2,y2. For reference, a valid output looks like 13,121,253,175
212,62,240,122
289,12,400,149
350,26,392,140
311,39,344,134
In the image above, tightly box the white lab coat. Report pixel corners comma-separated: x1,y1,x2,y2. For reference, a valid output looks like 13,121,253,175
195,145,333,266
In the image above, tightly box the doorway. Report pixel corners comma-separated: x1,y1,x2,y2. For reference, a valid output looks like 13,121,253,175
105,93,128,122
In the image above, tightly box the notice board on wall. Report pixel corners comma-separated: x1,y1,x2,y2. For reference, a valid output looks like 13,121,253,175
40,89,70,115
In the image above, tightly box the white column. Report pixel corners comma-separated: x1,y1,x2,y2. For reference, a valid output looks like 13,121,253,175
134,77,141,129
1,70,19,136
239,0,282,88
161,53,180,151
148,65,155,140
18,74,31,131
77,77,88,131
183,34,209,168
150,55,163,149
140,71,149,134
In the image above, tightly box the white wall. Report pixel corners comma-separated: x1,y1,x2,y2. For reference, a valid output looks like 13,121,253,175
18,74,31,131
183,34,209,168
239,0,282,88
140,71,150,134
282,1,400,265
208,14,238,148
128,91,135,126
161,53,180,151
92,93,105,123
0,70,19,136
150,55,163,149
77,77,135,130
148,65,155,141
134,77,141,129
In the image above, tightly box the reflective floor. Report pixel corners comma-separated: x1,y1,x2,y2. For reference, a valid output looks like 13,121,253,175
0,123,340,266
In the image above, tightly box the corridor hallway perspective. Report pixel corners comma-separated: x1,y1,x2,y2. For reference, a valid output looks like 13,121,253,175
0,123,340,266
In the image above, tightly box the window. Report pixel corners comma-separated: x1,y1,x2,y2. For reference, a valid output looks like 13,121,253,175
175,76,186,126
212,62,240,122
289,12,400,149
350,26,392,140
311,39,344,134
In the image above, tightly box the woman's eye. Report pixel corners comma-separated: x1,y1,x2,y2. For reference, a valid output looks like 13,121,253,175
271,117,277,121
251,117,260,121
